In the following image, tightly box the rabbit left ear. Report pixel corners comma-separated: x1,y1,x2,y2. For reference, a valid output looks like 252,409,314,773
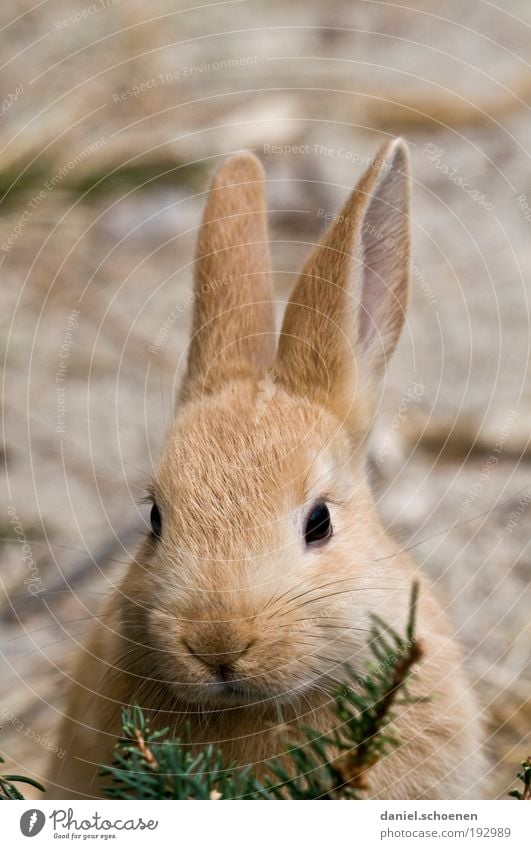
180,153,275,403
276,138,410,427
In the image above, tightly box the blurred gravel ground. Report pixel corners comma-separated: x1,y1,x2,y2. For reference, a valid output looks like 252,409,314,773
0,0,529,797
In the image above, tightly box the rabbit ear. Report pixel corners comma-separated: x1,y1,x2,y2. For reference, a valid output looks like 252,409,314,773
180,152,275,402
276,138,410,427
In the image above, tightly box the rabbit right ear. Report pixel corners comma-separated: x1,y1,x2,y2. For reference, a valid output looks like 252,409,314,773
275,138,410,431
180,152,275,404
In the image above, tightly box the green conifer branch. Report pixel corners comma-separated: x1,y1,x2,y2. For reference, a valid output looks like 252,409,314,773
0,754,45,800
508,757,531,800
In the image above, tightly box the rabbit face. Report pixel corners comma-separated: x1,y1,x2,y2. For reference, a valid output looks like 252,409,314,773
135,383,395,709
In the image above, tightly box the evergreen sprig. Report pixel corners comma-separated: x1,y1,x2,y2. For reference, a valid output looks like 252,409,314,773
0,754,45,800
508,757,531,800
100,706,267,800
101,582,424,800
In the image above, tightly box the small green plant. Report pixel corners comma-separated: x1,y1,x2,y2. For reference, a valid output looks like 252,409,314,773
0,754,45,800
100,707,268,800
508,757,531,800
101,583,424,800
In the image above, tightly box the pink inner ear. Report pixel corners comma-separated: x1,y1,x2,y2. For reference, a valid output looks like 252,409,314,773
357,159,409,357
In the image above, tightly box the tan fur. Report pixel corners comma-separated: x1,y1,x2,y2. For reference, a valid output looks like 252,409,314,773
48,141,486,800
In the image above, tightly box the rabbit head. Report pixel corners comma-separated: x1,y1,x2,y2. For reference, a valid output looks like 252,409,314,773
127,140,412,712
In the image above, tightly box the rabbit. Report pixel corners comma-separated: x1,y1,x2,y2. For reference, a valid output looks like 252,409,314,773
48,139,486,799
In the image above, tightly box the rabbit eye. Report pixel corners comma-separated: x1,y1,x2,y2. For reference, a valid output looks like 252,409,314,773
304,502,332,547
150,502,162,538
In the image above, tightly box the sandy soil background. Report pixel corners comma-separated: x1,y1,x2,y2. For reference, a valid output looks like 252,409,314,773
1,0,530,798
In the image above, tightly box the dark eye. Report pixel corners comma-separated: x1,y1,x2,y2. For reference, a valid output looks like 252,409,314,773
150,502,162,538
304,502,332,546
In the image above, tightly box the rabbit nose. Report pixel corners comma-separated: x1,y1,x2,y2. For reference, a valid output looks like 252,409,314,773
183,639,253,669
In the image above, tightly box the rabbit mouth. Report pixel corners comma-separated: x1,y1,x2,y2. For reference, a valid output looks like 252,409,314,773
208,680,259,704
164,666,301,707
179,670,324,709
197,671,274,706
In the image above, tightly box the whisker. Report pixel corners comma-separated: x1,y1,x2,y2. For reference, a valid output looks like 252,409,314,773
278,585,401,618
266,578,402,621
